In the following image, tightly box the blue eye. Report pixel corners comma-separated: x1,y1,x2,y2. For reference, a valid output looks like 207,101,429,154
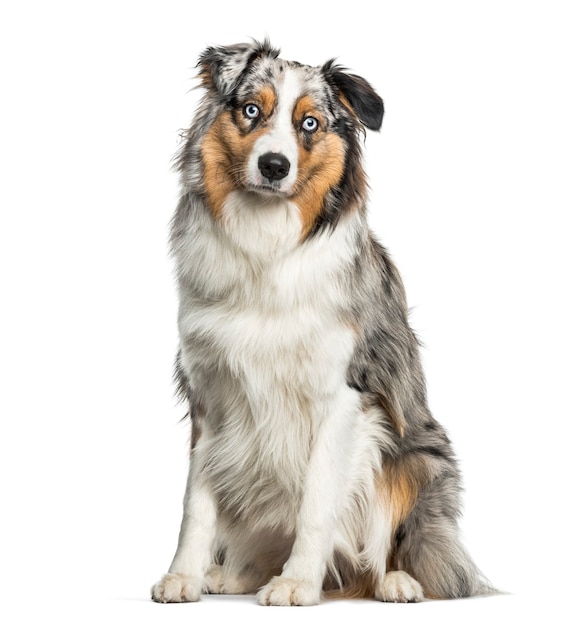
243,104,260,119
302,116,318,132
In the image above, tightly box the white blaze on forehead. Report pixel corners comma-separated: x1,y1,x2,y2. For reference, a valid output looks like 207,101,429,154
248,68,303,192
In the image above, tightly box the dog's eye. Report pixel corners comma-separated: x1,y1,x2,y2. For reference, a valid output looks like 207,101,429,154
243,104,261,119
302,117,318,132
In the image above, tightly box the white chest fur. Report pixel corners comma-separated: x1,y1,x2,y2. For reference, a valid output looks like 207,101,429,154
175,192,361,528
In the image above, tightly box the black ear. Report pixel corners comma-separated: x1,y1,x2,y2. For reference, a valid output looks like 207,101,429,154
323,60,384,131
198,38,280,99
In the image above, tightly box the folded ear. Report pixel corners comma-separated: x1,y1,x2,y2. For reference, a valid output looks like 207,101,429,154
198,39,280,99
323,60,384,131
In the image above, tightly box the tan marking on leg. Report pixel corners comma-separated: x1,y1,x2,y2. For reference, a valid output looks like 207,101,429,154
376,456,429,529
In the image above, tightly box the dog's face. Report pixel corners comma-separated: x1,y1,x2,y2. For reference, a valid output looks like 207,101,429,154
188,40,384,237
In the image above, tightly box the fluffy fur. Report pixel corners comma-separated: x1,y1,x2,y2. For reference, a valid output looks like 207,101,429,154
151,39,492,605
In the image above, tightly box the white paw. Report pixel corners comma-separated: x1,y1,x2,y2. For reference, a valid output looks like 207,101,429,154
151,572,201,603
375,570,424,603
257,576,321,606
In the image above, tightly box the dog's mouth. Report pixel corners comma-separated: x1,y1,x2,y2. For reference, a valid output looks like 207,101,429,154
245,182,293,198
243,180,295,198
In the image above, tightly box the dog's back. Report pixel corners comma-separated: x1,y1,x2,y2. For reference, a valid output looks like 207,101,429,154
152,39,492,605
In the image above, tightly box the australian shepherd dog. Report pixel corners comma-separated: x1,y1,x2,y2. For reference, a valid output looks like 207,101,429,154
151,39,492,605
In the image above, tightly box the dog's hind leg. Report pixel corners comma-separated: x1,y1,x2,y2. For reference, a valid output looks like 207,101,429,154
369,448,493,601
389,478,493,599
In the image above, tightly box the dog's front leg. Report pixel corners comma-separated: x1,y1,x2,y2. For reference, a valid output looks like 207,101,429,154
151,442,217,603
257,389,359,606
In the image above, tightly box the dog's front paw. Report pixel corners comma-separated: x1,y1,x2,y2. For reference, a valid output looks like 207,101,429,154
375,570,424,603
151,572,201,603
257,575,321,606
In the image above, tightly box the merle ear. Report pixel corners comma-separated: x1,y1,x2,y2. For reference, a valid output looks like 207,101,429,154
198,39,280,99
323,60,384,131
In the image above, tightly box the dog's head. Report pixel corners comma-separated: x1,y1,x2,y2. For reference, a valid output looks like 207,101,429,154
180,39,384,237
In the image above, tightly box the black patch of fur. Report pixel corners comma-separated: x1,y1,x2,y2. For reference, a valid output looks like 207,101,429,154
322,59,384,131
394,524,407,550
409,445,454,462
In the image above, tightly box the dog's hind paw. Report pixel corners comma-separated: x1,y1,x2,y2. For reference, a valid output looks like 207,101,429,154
257,575,321,606
375,570,424,603
151,572,201,603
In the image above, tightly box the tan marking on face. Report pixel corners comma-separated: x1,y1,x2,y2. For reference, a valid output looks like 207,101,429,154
294,133,345,237
254,85,277,118
292,95,324,129
288,96,346,236
200,111,270,219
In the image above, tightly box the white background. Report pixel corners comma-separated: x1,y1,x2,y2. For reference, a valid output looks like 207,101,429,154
1,1,582,624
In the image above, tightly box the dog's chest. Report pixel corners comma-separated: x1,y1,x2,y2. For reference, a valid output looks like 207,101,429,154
177,205,359,526
178,199,358,400
185,274,354,528
200,298,354,526
182,250,355,410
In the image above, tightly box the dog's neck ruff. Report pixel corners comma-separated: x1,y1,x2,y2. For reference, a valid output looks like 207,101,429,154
219,190,303,261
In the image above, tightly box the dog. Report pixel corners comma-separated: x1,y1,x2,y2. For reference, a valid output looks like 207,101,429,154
151,39,492,605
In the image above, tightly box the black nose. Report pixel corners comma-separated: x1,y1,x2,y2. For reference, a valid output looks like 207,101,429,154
258,152,290,182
